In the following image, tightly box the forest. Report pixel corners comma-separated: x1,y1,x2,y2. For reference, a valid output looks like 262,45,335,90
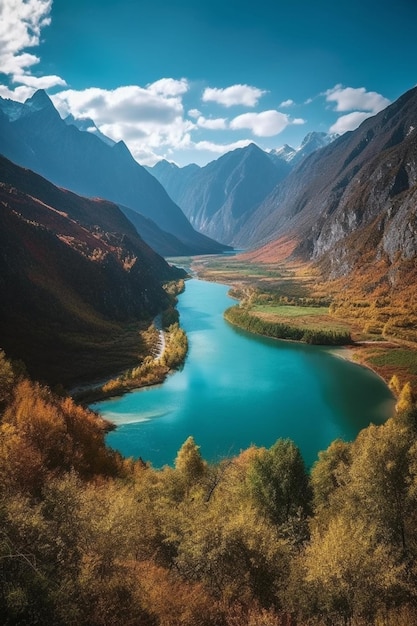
1,349,417,625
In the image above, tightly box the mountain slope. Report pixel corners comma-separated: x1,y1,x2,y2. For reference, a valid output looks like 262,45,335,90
0,90,227,255
149,143,290,245
243,87,417,276
0,155,185,385
146,160,201,204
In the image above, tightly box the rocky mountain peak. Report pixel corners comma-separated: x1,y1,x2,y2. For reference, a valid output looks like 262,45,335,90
24,89,55,112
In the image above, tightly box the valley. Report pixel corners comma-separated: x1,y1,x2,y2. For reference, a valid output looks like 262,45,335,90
1,80,417,626
191,253,417,392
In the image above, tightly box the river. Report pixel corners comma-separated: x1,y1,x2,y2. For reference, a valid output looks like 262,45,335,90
91,278,394,468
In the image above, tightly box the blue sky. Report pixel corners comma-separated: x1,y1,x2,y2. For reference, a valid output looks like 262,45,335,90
1,0,416,166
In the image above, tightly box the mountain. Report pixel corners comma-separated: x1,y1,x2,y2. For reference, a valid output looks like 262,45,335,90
149,143,291,246
64,113,116,147
268,143,297,163
241,87,417,288
0,154,186,386
145,160,201,201
268,132,338,167
0,90,227,255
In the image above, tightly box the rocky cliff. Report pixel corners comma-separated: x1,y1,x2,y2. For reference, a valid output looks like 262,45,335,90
244,87,417,284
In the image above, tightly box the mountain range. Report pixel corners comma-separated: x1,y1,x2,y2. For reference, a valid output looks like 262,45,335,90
147,133,336,246
1,85,417,385
0,90,227,256
148,87,417,301
0,154,185,385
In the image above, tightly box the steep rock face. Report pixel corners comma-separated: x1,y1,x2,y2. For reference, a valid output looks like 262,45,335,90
150,144,290,246
245,87,417,281
312,130,417,275
0,91,226,255
0,155,185,384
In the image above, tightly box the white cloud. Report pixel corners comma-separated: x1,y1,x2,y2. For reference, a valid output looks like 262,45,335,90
146,77,189,96
202,84,266,107
329,111,375,135
194,139,254,154
0,0,65,89
325,85,390,113
52,83,196,164
0,84,37,102
12,73,67,89
230,110,291,137
196,115,227,130
188,108,201,119
52,83,186,125
325,85,391,136
279,99,294,108
293,118,306,125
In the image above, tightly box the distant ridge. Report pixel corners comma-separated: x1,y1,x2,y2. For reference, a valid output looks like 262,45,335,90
0,90,228,256
148,135,337,246
149,143,291,246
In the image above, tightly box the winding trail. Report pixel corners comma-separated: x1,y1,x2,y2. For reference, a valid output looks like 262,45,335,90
153,314,166,360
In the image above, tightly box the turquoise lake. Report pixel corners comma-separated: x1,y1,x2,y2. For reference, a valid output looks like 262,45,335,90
92,278,394,468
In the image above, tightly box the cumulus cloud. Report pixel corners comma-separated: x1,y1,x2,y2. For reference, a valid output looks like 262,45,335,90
0,84,38,102
12,73,67,89
230,110,291,137
51,80,195,164
279,99,295,108
196,116,227,130
202,84,266,107
194,139,254,154
147,77,189,96
325,84,391,135
325,85,390,113
52,80,189,124
188,108,201,119
329,111,375,135
0,0,66,89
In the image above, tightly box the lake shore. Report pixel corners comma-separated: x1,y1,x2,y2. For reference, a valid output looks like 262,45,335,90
70,320,187,405
96,278,394,469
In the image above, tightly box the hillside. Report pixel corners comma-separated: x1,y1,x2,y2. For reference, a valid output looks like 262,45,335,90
0,155,185,386
242,87,417,281
0,90,227,255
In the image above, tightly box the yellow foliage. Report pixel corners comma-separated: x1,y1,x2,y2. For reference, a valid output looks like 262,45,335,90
396,381,414,414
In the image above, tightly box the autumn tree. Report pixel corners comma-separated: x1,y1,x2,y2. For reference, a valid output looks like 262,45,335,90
247,439,311,543
0,350,15,408
310,438,351,519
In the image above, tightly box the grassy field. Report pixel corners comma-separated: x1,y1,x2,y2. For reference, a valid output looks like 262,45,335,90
253,304,329,317
360,346,417,389
252,304,352,335
189,253,417,391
